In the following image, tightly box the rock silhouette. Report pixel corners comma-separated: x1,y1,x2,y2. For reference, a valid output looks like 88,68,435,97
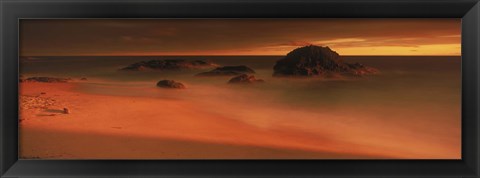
228,74,264,84
196,65,255,76
273,45,378,77
156,80,186,89
121,59,217,71
24,77,70,83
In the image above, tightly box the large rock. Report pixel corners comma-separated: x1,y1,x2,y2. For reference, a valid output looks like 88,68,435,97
228,74,264,84
156,80,186,89
24,77,70,83
121,59,218,71
196,65,255,76
273,45,378,77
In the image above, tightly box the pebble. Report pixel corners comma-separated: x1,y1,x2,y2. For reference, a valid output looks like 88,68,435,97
63,108,70,114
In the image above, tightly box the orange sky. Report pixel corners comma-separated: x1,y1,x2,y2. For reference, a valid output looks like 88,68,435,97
20,19,461,56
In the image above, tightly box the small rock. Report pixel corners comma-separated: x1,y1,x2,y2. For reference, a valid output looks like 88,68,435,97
80,77,88,80
40,92,46,95
156,80,186,89
63,108,70,114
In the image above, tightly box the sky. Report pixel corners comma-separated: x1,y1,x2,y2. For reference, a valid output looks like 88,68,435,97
20,19,461,56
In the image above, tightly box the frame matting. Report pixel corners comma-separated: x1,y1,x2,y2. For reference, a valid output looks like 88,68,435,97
1,0,479,177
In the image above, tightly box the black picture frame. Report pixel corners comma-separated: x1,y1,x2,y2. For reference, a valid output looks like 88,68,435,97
1,0,479,177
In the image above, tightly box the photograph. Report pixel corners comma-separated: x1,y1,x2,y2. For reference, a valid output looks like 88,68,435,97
18,19,461,159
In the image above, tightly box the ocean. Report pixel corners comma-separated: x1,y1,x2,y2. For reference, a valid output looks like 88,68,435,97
19,55,461,110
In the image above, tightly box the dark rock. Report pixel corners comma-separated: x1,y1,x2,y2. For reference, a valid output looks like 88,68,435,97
345,62,379,76
228,74,264,84
196,65,256,77
80,77,88,80
273,45,378,77
120,59,218,71
63,108,70,114
25,77,70,83
156,80,186,89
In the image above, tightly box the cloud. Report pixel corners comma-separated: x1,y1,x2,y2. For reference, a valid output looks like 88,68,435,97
20,19,461,56
439,35,461,38
313,38,367,45
277,41,313,47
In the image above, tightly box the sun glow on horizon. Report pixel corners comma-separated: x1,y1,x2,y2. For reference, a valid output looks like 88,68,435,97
55,43,460,57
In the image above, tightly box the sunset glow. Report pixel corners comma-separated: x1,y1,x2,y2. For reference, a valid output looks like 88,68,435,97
20,19,461,56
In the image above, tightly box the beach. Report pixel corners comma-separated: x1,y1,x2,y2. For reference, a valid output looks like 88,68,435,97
19,56,461,159
20,82,384,159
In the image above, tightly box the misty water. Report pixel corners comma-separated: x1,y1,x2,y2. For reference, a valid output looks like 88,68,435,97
20,56,460,110
20,56,461,157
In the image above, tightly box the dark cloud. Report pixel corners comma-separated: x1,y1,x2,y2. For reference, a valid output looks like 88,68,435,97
20,19,461,56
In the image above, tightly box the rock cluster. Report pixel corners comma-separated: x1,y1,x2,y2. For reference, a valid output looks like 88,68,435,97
121,59,218,71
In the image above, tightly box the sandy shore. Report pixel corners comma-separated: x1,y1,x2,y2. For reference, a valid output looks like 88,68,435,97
19,82,460,159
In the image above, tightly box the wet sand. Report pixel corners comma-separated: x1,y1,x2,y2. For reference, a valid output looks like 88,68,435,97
19,82,460,159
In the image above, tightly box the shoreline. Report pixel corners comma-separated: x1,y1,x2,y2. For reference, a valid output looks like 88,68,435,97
19,81,460,159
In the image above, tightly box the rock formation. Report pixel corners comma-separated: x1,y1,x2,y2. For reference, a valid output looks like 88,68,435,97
156,80,186,89
196,65,255,76
120,59,218,71
273,45,378,77
24,77,71,83
228,74,264,84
